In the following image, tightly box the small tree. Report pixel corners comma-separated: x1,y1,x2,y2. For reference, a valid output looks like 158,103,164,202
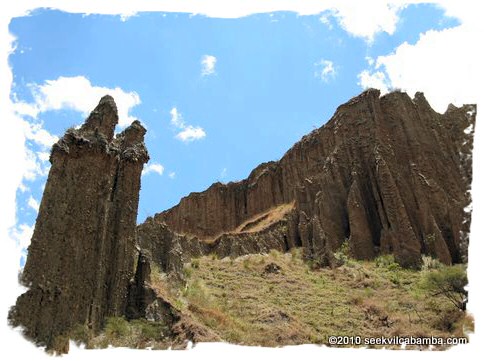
421,265,468,311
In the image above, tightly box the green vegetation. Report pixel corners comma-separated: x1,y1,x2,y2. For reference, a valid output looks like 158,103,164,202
78,251,472,350
420,264,468,311
71,317,172,350
334,239,351,264
172,250,472,349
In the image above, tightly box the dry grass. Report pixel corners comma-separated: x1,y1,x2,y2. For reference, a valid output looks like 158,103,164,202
234,202,295,233
79,317,174,350
169,250,472,349
82,250,472,351
201,203,294,243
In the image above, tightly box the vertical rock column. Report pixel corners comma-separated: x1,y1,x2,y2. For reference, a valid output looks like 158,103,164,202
9,96,149,350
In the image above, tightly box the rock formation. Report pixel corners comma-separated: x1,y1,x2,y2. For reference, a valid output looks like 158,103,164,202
142,89,475,269
10,89,476,352
9,96,149,350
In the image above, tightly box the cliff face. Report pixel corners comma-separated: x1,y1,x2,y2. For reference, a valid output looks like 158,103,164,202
10,89,476,352
146,90,475,268
9,96,149,350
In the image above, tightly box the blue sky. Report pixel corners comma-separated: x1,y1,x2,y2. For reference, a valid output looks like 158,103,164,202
8,5,459,264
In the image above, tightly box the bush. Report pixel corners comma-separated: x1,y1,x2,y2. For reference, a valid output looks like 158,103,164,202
432,308,462,332
191,258,200,269
421,264,468,311
270,249,281,260
105,317,130,338
242,257,252,270
183,265,193,279
70,323,91,346
421,255,443,271
423,234,436,254
130,319,166,340
290,247,303,261
375,254,400,270
334,240,351,264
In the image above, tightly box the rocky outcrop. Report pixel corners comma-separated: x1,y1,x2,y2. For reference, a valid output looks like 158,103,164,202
138,206,300,279
144,90,476,268
9,96,149,350
126,251,178,324
10,89,476,352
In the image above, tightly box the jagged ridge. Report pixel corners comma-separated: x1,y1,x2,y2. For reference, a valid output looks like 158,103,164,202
143,89,475,269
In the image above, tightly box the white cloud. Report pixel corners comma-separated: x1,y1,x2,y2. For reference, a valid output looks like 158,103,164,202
170,107,206,142
170,107,185,128
18,183,28,193
21,121,58,149
220,167,227,179
37,151,50,162
315,59,336,83
201,55,217,76
176,125,206,142
358,70,390,94
168,171,176,179
357,12,487,113
9,76,140,191
15,75,141,128
27,196,39,213
330,1,404,42
22,148,50,182
142,162,164,176
120,12,137,22
319,13,333,29
10,223,33,252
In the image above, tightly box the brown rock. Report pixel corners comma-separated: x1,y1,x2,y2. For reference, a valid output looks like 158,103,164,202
9,96,149,351
144,89,475,268
126,251,179,325
347,179,375,259
263,262,282,274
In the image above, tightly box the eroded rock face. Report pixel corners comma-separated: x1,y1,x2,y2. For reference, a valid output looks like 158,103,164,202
137,208,299,279
144,90,475,268
9,96,149,350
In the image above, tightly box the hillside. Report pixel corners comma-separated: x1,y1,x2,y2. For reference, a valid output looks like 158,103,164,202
81,249,472,350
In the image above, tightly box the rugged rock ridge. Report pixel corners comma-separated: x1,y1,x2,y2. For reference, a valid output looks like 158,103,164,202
145,89,475,268
9,89,476,352
9,96,149,350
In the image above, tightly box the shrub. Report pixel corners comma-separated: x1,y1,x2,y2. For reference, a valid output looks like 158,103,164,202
105,317,130,338
191,258,200,269
270,249,281,260
183,265,193,279
70,323,91,346
242,257,252,270
130,319,166,340
184,279,211,307
334,240,350,264
290,247,303,261
432,308,462,332
421,255,443,271
423,233,436,254
375,254,400,270
421,264,468,311
389,272,401,286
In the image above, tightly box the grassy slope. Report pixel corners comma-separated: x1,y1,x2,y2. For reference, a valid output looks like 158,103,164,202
83,249,473,351
152,249,472,350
